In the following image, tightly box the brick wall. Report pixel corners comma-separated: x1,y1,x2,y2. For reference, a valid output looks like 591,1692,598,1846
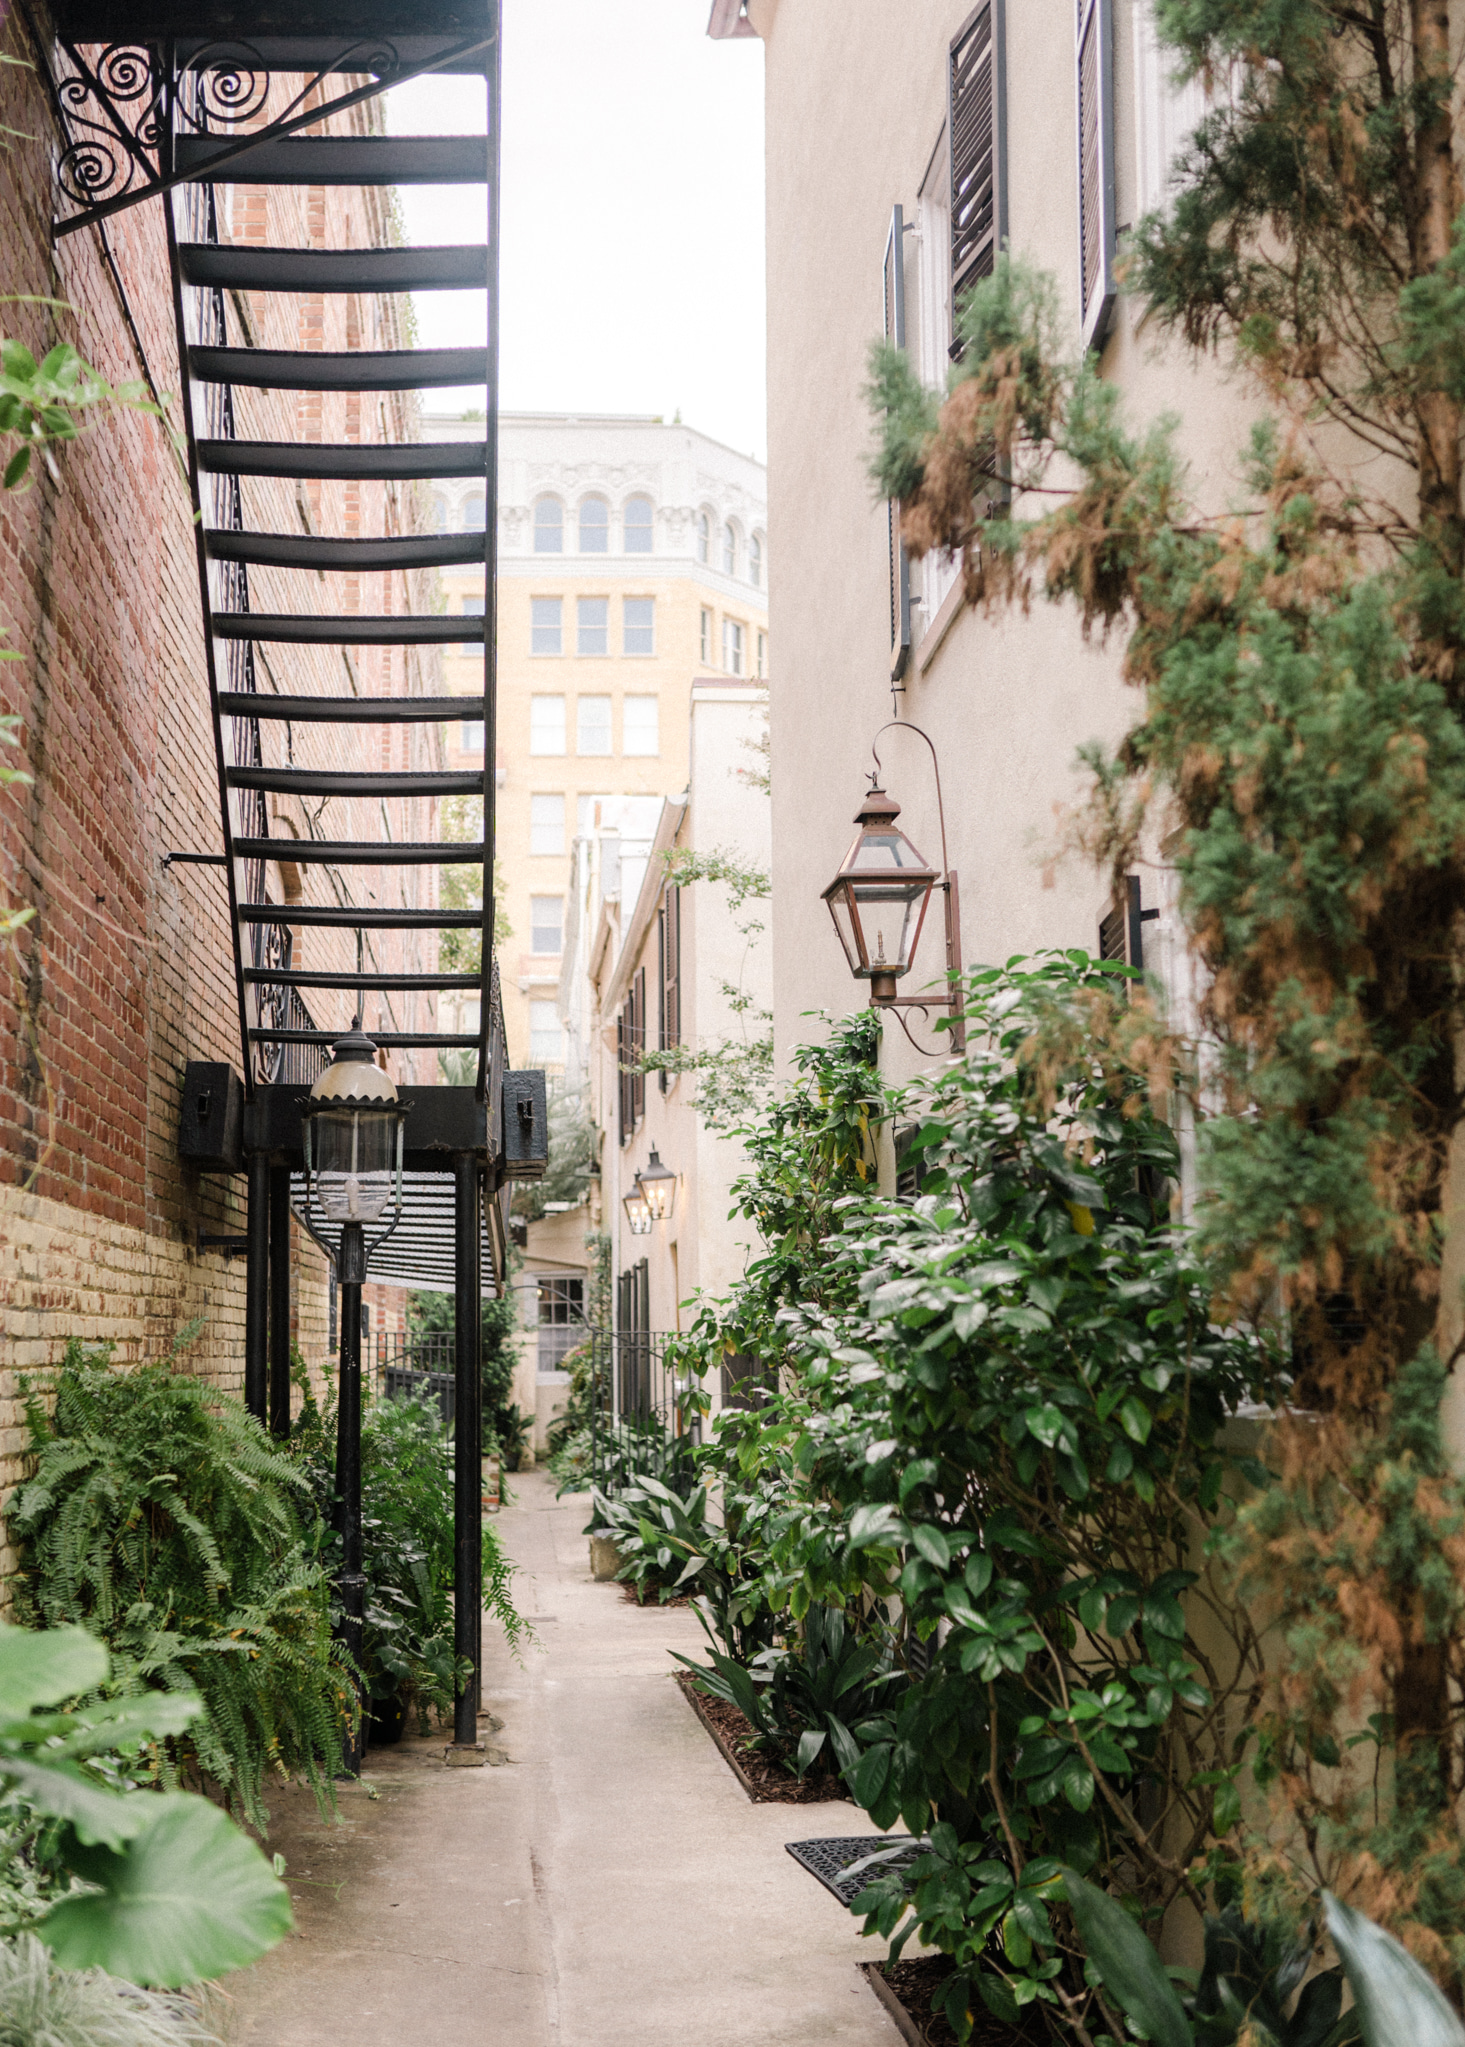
0,29,445,1592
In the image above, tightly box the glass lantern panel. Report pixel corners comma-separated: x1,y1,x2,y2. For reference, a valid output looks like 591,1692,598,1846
314,1107,396,1223
643,1179,674,1221
847,826,931,875
623,1193,653,1236
825,883,865,974
849,877,930,975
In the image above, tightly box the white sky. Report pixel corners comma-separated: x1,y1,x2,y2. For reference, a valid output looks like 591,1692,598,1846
384,1,767,461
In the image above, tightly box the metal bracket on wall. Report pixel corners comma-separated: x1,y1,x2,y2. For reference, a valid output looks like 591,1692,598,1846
196,1228,248,1257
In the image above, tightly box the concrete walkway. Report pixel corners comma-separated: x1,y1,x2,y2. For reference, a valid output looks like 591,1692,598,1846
226,1468,902,2045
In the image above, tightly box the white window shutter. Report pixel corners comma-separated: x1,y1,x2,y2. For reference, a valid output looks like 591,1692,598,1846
1077,0,1117,350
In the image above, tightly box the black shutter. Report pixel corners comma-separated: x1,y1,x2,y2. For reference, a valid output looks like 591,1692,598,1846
658,886,681,1093
1077,0,1116,349
949,0,1007,339
1098,875,1153,978
632,967,646,1128
884,205,912,682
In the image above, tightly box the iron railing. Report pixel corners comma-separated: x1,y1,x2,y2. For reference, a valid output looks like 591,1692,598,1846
588,1330,700,1495
367,1331,457,1426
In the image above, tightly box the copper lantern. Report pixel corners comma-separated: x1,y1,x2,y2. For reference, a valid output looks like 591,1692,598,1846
821,782,939,1004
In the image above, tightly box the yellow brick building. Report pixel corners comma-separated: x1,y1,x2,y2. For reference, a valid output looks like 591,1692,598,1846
424,410,768,1067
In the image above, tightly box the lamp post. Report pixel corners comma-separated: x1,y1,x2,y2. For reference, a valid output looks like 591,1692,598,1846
298,1018,409,1773
822,722,966,1054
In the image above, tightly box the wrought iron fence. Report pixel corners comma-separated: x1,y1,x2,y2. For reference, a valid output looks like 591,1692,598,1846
588,1330,700,1496
366,1332,457,1428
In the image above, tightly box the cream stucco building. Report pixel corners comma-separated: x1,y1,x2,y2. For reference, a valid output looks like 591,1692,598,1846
427,411,768,1073
714,0,1246,1101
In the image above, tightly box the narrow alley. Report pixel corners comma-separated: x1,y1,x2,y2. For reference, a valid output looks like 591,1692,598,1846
227,1473,901,2047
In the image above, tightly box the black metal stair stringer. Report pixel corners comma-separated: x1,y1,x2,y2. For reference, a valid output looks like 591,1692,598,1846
158,31,500,1109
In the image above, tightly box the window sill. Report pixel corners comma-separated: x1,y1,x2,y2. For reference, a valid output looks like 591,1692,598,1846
914,571,967,675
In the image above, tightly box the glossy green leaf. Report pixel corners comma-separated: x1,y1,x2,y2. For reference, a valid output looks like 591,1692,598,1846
38,1793,293,1987
0,1620,108,1718
1324,1892,1465,2047
1063,1868,1192,2047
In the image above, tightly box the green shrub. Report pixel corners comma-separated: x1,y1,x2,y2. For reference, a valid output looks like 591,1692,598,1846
10,1342,348,1827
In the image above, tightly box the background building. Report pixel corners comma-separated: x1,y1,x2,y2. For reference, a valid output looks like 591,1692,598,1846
426,412,768,1072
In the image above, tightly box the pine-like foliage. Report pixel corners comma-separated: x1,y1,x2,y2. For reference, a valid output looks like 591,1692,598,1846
863,0,1465,1994
9,1343,348,1827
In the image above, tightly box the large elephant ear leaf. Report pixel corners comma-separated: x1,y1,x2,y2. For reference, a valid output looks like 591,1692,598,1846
0,1621,108,1720
1062,1868,1192,2047
37,1793,293,1987
1323,1894,1465,2047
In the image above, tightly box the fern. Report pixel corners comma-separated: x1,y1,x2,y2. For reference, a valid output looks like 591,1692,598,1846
9,1343,347,1827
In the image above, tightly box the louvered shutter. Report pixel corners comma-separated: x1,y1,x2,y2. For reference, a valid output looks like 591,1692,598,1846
949,0,1007,337
884,205,912,682
1099,876,1148,976
1076,0,1117,348
657,885,681,1094
631,967,646,1128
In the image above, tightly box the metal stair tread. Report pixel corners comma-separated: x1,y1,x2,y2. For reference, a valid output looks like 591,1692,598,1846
241,969,482,989
248,1029,481,1048
178,242,488,292
206,529,486,571
211,612,482,645
237,905,483,929
217,693,480,722
234,837,485,865
227,765,484,796
189,345,488,391
196,439,486,480
175,134,489,185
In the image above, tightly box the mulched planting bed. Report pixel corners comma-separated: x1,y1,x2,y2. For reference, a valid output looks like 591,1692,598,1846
864,1959,1042,2047
673,1667,851,1804
620,1582,692,1608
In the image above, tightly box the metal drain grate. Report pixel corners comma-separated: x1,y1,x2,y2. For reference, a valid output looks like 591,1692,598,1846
784,1836,920,1906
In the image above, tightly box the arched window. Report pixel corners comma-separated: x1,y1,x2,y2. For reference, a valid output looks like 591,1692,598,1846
721,522,737,576
624,495,654,553
431,495,447,532
579,497,609,553
695,510,710,564
748,533,763,587
463,495,486,531
534,499,563,554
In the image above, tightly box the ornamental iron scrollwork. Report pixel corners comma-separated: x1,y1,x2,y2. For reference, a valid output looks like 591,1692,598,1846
48,36,407,232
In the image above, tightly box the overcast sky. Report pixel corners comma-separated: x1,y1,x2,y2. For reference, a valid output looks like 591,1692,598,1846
385,1,767,461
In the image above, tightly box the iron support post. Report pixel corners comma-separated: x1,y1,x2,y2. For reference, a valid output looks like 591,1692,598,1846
245,1153,269,1423
335,1220,366,1776
453,1154,481,1748
268,1165,292,1438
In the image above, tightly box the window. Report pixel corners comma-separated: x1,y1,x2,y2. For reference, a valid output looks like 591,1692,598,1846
884,205,912,683
950,0,1007,329
722,618,744,676
578,497,609,553
577,695,612,755
623,695,659,757
721,522,737,575
756,630,767,679
463,495,486,531
624,495,654,553
530,694,566,755
534,498,563,553
537,1275,584,1371
622,596,655,657
749,533,762,587
530,895,564,955
577,596,608,656
531,596,563,656
530,793,565,856
459,595,485,655
658,884,681,1096
617,967,646,1141
459,719,485,753
431,495,447,531
699,607,712,665
1134,0,1208,217
530,999,563,1064
1077,0,1117,347
695,510,710,563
